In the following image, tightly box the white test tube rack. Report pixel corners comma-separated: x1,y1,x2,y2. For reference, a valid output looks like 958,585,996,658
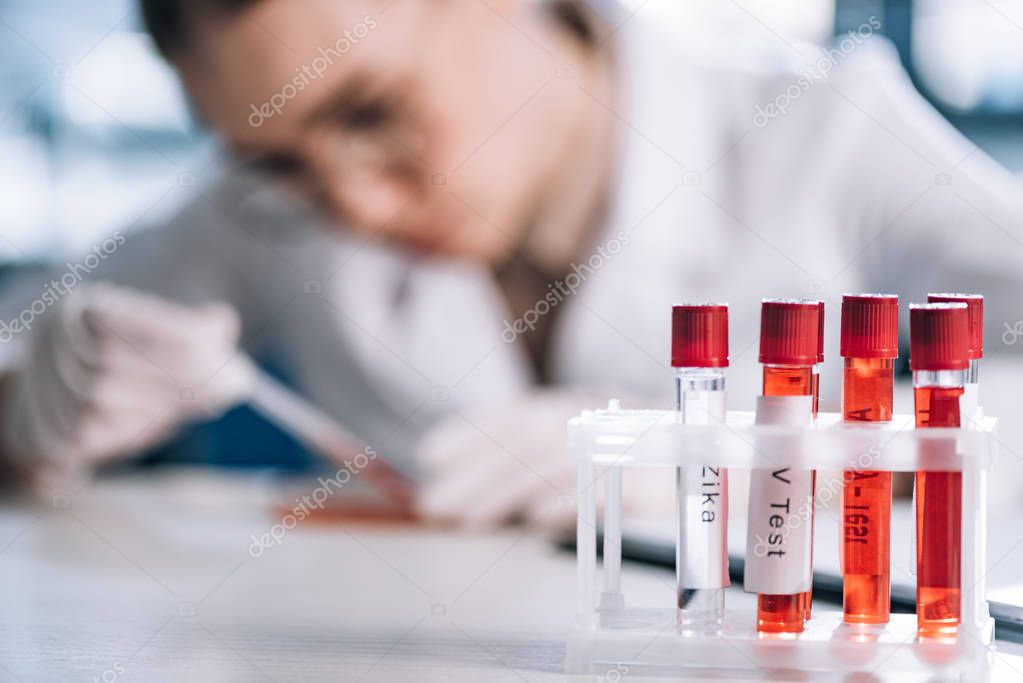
565,402,998,681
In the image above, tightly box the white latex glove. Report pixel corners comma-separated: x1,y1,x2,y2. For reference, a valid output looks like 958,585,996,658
415,390,675,529
0,284,254,470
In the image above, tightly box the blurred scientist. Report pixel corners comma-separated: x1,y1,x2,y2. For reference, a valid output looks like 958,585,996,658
0,0,1020,526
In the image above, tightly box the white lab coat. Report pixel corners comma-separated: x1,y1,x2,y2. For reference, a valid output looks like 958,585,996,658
1,4,1020,482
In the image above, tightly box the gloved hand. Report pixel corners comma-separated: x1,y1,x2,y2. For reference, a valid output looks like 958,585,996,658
0,284,254,470
415,390,675,529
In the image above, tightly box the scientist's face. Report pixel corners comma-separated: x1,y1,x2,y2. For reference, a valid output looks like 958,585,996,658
179,0,573,262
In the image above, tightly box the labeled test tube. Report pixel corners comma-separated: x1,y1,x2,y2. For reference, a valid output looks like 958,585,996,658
928,294,983,417
748,299,819,634
840,294,899,624
671,304,730,628
797,298,822,617
811,300,825,419
910,302,970,638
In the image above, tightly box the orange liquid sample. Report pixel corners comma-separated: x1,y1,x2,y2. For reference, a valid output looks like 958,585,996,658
841,357,894,624
757,365,813,633
805,367,821,621
914,385,963,638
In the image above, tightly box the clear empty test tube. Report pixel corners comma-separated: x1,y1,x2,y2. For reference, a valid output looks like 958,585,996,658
750,299,820,634
671,304,730,630
910,302,970,639
840,294,898,624
928,294,983,418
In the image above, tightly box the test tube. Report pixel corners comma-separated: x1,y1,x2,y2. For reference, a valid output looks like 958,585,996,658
794,300,824,621
910,302,970,639
811,300,825,419
928,294,983,417
671,304,730,628
752,299,820,634
840,294,899,624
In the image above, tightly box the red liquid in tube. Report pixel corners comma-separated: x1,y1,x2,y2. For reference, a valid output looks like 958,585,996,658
801,300,825,621
910,303,970,638
759,365,814,633
754,300,819,634
840,294,898,624
915,385,964,637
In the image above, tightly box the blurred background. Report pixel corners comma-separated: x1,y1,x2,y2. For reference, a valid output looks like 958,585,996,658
0,0,1020,266
1,6,1022,675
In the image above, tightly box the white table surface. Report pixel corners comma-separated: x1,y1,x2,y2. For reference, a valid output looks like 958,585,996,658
1,469,1023,683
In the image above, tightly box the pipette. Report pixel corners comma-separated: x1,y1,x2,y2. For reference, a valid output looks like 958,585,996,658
236,355,415,510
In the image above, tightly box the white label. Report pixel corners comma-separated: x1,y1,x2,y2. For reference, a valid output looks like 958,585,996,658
678,465,729,588
744,396,815,595
677,390,729,589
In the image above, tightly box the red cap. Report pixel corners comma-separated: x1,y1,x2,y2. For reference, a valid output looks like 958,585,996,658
841,294,899,359
759,299,819,366
816,300,825,363
910,303,970,371
928,293,983,359
671,304,729,368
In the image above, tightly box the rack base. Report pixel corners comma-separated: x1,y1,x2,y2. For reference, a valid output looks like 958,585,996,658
565,608,995,681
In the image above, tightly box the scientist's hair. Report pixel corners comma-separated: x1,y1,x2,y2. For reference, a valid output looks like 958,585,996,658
140,0,261,57
140,0,595,59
